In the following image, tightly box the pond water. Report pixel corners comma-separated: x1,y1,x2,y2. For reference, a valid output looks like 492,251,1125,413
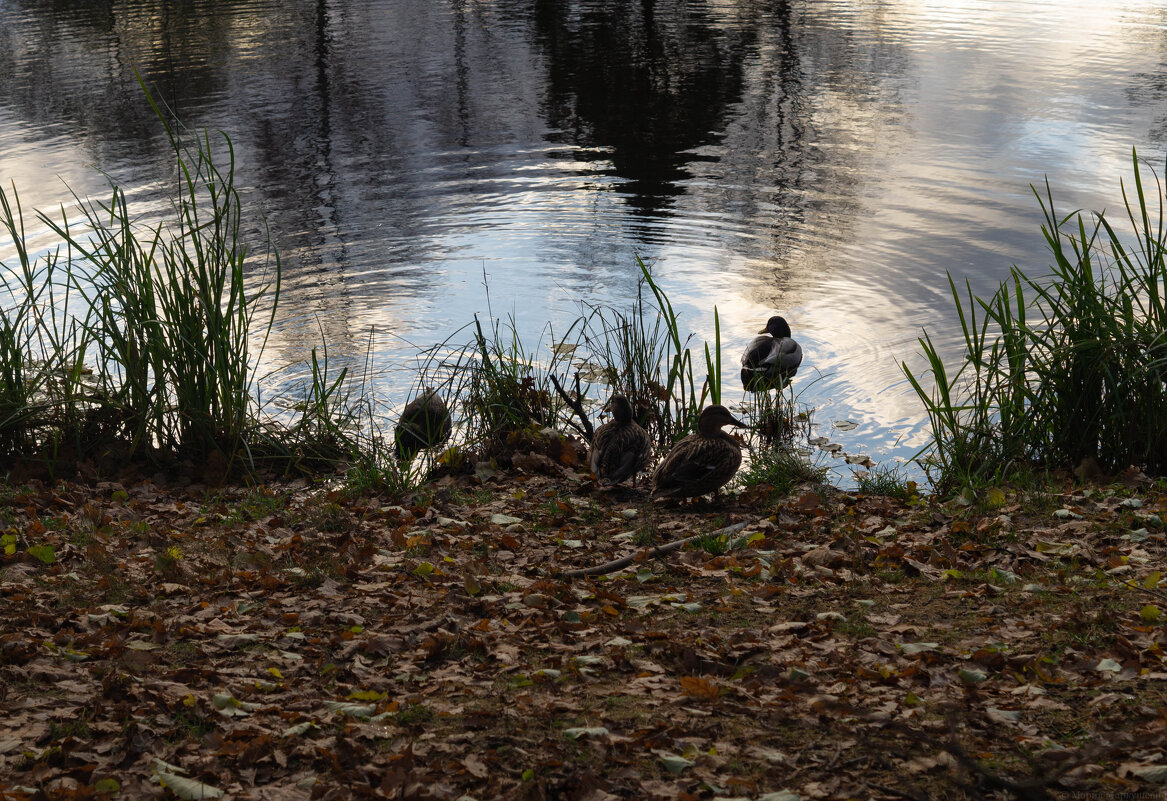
2,0,1165,481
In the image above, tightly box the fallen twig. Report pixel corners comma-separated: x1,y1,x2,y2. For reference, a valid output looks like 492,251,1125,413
560,521,748,579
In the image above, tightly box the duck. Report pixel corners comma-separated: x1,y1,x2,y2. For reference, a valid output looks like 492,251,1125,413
651,404,748,499
589,394,653,486
740,315,802,392
394,389,452,461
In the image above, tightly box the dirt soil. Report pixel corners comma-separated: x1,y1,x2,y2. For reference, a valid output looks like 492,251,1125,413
1,457,1166,800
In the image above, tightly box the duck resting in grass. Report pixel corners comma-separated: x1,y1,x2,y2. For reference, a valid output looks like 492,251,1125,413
651,404,748,499
588,394,653,487
740,315,802,392
394,389,452,461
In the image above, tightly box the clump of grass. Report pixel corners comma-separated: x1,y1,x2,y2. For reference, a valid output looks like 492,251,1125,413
905,149,1167,495
736,446,828,498
854,464,918,502
465,313,567,442
0,78,358,477
691,530,730,556
572,255,715,449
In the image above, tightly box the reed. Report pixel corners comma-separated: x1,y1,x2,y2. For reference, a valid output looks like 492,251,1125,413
904,149,1167,494
0,80,361,476
571,256,713,450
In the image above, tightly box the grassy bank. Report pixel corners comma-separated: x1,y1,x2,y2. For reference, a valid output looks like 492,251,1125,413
905,149,1167,496
1,91,816,493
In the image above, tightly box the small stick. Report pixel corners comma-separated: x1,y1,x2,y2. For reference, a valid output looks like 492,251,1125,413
559,521,748,579
549,372,594,441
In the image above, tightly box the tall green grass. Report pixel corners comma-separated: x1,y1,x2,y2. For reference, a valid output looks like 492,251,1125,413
0,89,741,485
572,255,714,449
904,149,1167,493
0,83,356,476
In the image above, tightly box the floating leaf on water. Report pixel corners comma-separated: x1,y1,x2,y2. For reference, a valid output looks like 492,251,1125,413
551,342,578,357
833,420,858,431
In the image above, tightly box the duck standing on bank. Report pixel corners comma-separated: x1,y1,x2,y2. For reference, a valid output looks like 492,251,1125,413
589,394,653,487
740,315,803,392
651,405,748,499
394,389,452,461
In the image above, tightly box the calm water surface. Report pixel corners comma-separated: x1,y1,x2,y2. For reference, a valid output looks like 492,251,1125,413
2,0,1165,478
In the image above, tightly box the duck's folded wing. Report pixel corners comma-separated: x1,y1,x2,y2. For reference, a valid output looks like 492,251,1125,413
654,440,728,491
740,335,776,369
778,338,803,374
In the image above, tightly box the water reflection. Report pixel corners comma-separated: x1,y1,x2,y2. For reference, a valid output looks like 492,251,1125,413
1,0,1165,479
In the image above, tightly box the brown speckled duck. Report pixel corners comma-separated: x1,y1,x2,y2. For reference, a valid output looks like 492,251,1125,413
651,405,748,499
589,395,653,486
741,315,803,392
395,389,452,461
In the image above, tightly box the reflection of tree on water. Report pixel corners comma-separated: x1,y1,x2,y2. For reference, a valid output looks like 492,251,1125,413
531,0,754,212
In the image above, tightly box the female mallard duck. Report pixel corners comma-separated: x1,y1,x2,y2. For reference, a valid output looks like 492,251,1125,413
589,394,653,486
740,315,802,392
395,389,452,461
651,405,748,499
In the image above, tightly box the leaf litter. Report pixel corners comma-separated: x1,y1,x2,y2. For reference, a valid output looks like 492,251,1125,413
0,466,1166,799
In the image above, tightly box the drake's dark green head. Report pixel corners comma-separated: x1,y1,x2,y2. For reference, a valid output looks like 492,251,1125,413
760,315,792,338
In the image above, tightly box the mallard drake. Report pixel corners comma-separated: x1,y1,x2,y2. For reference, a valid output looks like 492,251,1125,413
651,405,748,499
740,315,802,392
589,394,653,486
395,389,452,461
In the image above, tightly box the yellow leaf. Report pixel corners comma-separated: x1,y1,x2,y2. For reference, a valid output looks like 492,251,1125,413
267,667,284,679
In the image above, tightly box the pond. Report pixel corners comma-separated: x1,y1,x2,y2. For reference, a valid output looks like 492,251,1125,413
1,0,1165,481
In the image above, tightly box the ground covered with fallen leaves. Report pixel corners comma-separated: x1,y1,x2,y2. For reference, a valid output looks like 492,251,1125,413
2,457,1167,801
